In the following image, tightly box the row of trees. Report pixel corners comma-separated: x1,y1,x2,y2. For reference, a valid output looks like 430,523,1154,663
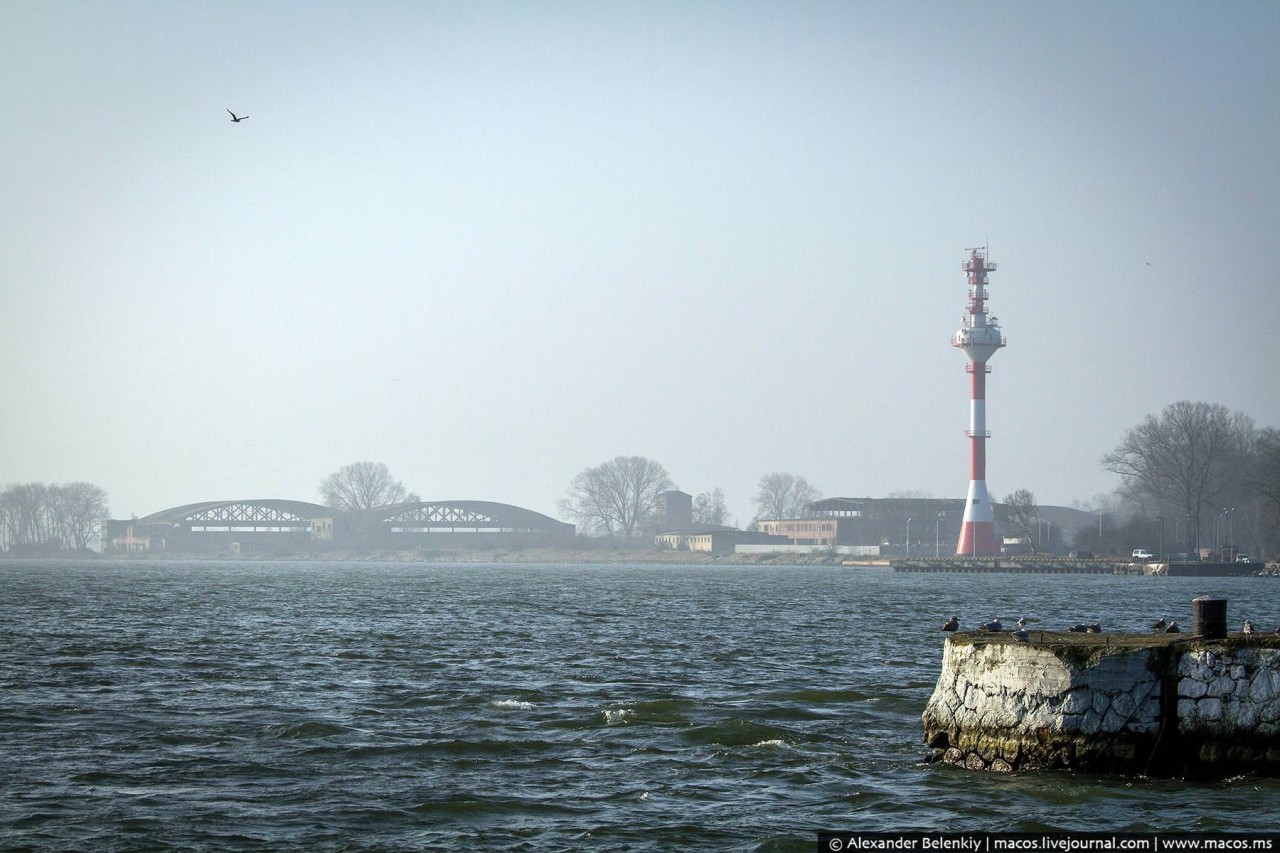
559,401,1280,556
0,462,410,554
0,482,109,553
317,458,747,538
1001,402,1279,557
319,458,827,540
16,401,1270,556
557,457,824,539
1103,401,1278,557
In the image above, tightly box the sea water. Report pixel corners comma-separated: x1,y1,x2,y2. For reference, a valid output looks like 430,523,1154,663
2,560,1278,851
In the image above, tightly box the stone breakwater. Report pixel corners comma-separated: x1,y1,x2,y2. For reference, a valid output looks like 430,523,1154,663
922,632,1280,777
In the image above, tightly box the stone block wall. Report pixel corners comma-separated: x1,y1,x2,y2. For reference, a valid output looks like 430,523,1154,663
922,633,1280,777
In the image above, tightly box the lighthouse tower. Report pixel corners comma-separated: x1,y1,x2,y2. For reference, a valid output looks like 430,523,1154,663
951,248,1005,556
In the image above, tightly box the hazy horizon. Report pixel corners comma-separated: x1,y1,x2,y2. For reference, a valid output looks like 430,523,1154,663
3,2,1277,528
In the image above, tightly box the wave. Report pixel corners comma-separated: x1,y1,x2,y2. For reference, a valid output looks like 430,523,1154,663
681,718,794,748
767,686,880,704
489,698,536,710
599,707,635,725
257,720,349,739
749,738,789,749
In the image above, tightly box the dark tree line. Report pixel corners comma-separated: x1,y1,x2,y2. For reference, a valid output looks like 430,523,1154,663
1103,401,1278,558
0,482,109,552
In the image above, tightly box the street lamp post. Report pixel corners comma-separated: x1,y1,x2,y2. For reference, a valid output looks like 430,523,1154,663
1222,507,1236,559
906,518,912,559
1036,518,1052,552
1216,508,1231,555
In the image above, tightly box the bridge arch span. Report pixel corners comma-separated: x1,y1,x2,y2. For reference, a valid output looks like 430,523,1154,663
138,499,332,529
353,500,574,544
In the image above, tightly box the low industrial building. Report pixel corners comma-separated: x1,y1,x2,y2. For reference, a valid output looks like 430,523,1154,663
758,497,1095,556
755,518,841,547
654,528,789,555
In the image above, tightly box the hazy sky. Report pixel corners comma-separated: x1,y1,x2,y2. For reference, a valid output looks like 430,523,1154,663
2,1,1277,527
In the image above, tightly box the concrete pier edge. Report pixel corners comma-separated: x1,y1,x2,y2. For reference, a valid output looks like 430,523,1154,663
921,605,1280,778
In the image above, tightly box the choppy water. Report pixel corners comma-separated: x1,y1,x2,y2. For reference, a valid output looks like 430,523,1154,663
2,560,1279,851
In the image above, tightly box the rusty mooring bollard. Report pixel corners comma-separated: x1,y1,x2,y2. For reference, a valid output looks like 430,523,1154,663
1192,595,1227,639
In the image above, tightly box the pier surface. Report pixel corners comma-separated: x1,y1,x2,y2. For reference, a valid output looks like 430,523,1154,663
893,558,1262,576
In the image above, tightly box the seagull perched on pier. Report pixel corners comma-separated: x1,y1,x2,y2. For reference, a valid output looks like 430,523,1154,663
227,109,249,122
1067,624,1088,633
941,615,960,632
1013,629,1029,642
1017,616,1028,630
1150,617,1167,631
1243,620,1255,636
1165,621,1181,633
980,617,1003,632
1086,623,1103,633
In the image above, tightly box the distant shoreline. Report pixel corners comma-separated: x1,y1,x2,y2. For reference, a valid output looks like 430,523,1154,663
1,548,893,567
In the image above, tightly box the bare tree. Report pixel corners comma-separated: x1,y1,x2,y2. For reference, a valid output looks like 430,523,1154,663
999,489,1038,549
1103,401,1257,554
320,461,410,511
57,483,110,550
754,472,821,521
692,488,730,527
559,456,673,538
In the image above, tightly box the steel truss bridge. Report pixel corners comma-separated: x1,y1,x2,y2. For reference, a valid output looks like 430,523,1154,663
109,498,573,551
367,501,574,535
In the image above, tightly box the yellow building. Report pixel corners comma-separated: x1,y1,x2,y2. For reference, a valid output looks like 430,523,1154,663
755,518,840,547
654,529,788,554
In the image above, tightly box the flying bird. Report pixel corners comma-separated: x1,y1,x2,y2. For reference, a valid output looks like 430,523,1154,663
941,616,960,632
227,109,249,122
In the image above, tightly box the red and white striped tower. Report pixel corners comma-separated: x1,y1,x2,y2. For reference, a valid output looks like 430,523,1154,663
951,248,1005,556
